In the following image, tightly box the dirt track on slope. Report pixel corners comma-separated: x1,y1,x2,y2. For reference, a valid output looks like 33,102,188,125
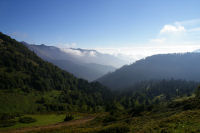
0,116,95,133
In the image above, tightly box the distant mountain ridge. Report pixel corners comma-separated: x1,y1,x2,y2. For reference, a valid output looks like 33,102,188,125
97,53,200,90
23,42,122,81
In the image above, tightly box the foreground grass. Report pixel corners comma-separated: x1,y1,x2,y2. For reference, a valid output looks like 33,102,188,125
18,109,200,133
2,98,200,133
0,112,87,132
0,114,65,131
129,109,200,133
1,110,200,133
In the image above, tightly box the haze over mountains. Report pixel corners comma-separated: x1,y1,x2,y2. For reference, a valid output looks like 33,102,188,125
23,42,128,81
23,41,200,86
98,52,200,90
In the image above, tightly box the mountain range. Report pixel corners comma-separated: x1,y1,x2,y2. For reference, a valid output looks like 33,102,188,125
98,53,200,90
23,42,127,81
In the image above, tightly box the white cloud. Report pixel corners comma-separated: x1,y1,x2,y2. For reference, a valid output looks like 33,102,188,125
95,45,200,63
150,38,166,43
60,48,97,57
94,19,200,63
189,27,200,32
58,18,200,65
160,25,186,34
89,51,97,57
61,48,84,56
150,19,200,46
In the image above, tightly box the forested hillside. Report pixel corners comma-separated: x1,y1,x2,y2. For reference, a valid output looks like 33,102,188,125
98,53,200,90
0,32,112,113
116,79,199,110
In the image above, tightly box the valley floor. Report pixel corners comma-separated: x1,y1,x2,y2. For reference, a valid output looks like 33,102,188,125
1,109,200,133
0,114,95,133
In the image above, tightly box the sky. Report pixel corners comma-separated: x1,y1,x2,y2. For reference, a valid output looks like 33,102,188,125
1,0,200,62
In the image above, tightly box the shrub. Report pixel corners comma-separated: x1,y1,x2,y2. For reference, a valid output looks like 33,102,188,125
103,115,117,123
183,103,193,110
0,120,16,127
130,105,145,116
64,114,74,121
98,125,130,133
19,117,36,124
0,113,16,121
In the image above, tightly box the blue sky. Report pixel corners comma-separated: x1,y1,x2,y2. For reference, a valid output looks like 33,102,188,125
1,0,200,60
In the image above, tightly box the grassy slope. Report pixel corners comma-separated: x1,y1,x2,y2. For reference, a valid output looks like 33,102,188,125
0,112,87,131
130,109,200,133
20,110,200,133
0,114,65,131
8,96,199,133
